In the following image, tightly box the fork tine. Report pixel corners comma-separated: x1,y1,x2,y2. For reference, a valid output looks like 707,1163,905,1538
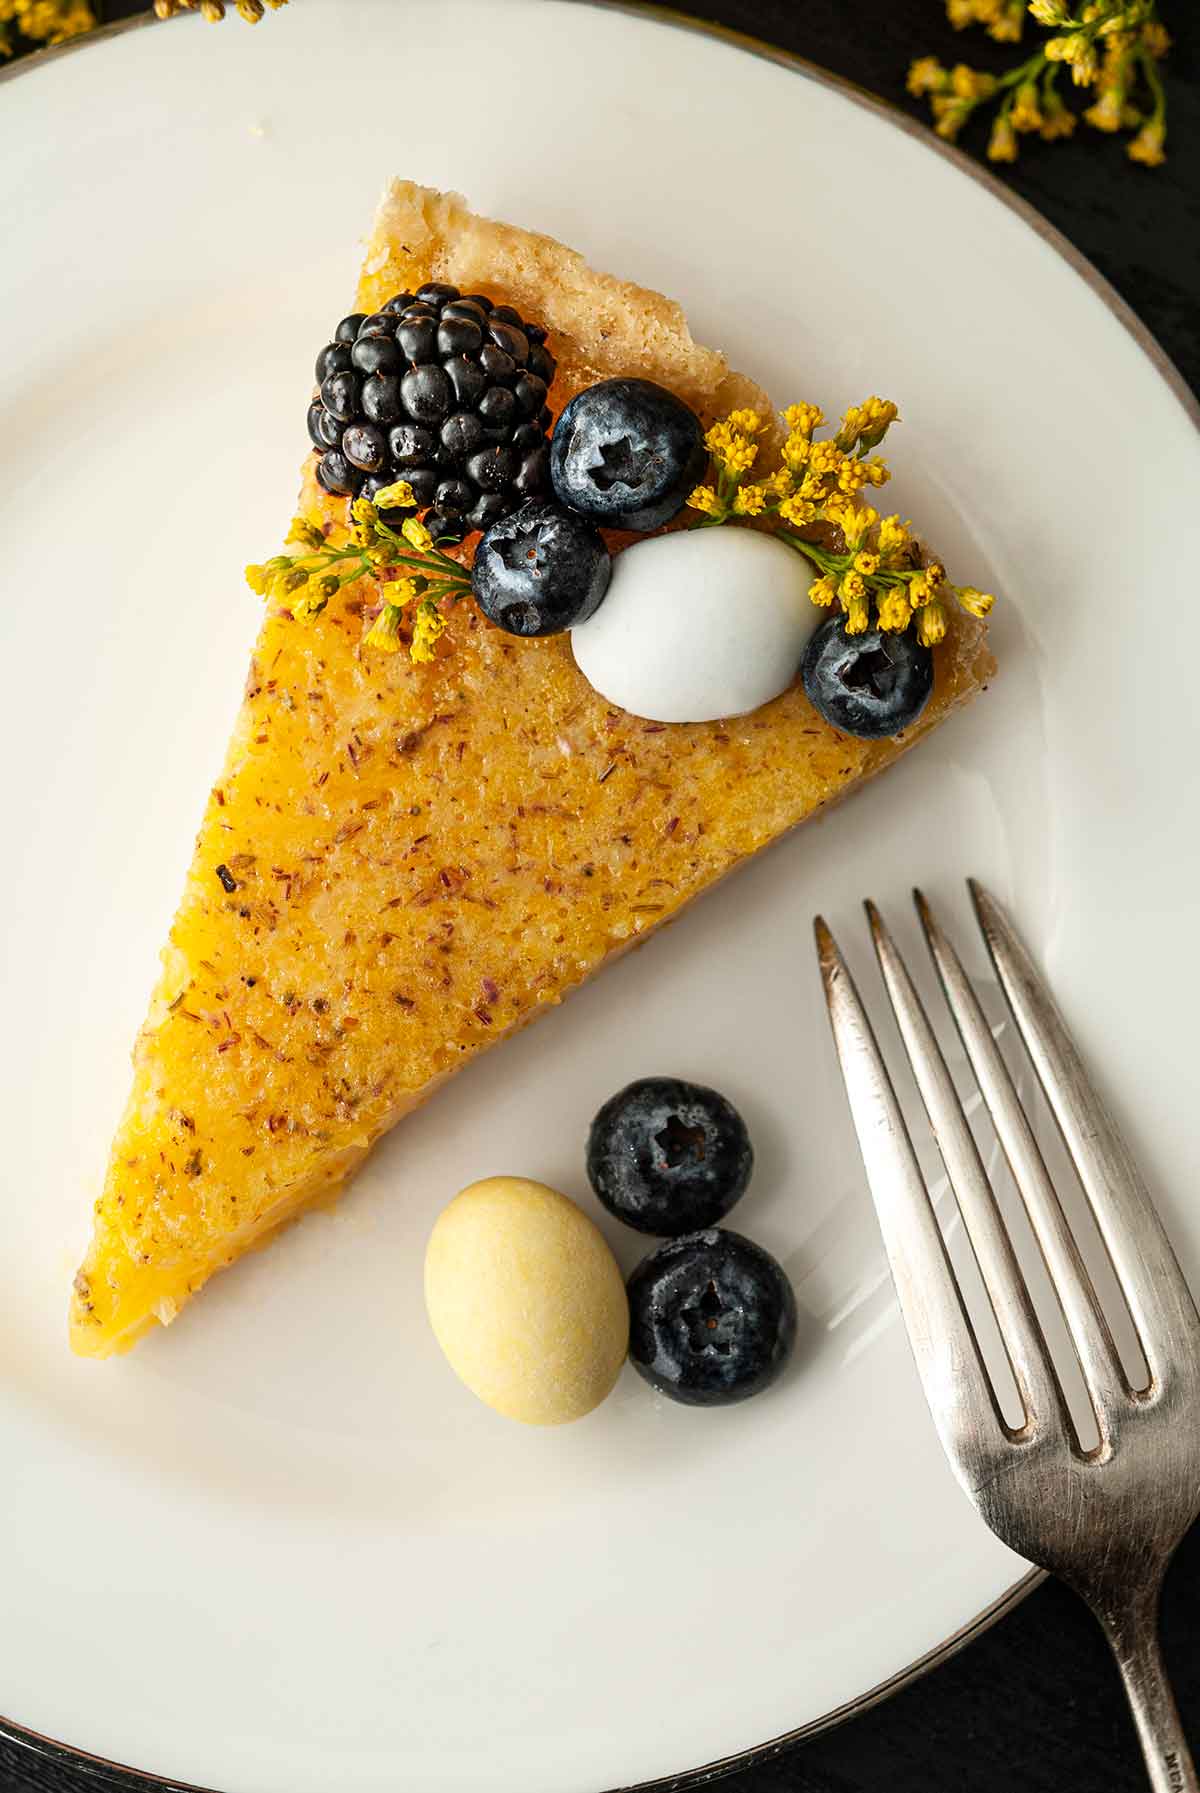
815,916,1008,1482
865,901,1069,1443
969,879,1200,1390
914,888,1130,1445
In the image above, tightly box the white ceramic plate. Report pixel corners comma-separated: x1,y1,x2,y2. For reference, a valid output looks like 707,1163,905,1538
1,4,1197,1789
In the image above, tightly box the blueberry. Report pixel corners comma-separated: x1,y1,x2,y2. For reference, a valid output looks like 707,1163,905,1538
402,364,453,424
472,500,610,637
440,411,485,458
351,334,402,376
437,314,484,358
800,617,933,739
320,369,361,425
315,340,352,382
550,378,705,532
341,422,388,473
397,318,439,364
626,1230,797,1407
586,1076,752,1236
490,304,522,327
460,292,494,313
361,372,406,427
387,422,438,466
334,313,366,343
382,291,415,314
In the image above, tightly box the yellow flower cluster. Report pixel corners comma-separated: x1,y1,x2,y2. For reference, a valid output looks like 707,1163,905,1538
153,0,287,21
0,0,94,49
911,0,1170,165
687,401,996,641
246,482,473,663
948,0,1027,41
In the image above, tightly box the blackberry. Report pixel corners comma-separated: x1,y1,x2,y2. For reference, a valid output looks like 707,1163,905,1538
306,285,557,537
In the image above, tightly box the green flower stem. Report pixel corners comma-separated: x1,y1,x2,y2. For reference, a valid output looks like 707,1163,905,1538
1139,42,1166,124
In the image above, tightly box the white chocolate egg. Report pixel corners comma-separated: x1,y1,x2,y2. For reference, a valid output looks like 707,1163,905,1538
424,1177,628,1426
570,527,820,724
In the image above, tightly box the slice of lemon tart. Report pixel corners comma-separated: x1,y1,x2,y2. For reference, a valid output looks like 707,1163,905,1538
70,180,994,1357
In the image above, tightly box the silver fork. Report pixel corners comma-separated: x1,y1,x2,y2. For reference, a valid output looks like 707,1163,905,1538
815,880,1200,1793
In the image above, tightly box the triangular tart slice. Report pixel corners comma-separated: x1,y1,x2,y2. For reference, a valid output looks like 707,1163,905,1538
70,181,992,1356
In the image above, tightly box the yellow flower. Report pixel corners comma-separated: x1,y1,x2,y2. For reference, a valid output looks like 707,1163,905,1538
292,588,328,624
839,505,879,546
864,458,891,488
6,0,95,40
1127,118,1166,165
877,515,912,560
909,571,933,606
364,604,404,654
946,0,976,29
809,575,838,607
957,586,996,618
1029,0,1068,23
932,94,972,140
1011,81,1043,133
244,563,268,595
782,432,812,472
951,63,997,101
401,517,434,553
1141,21,1170,58
916,601,948,647
351,495,378,527
381,577,420,607
318,575,341,599
726,407,766,436
988,113,1020,162
907,55,948,96
762,467,794,497
836,396,899,452
286,515,325,550
732,484,768,516
1045,32,1098,81
778,493,818,528
1040,90,1078,139
840,571,867,605
877,588,913,633
781,402,824,438
854,551,880,576
1085,86,1124,132
372,479,417,511
409,599,447,665
687,484,721,516
704,420,757,476
845,590,871,635
837,459,869,495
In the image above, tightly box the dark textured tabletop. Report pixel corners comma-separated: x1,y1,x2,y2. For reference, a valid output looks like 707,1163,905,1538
2,2,1197,1790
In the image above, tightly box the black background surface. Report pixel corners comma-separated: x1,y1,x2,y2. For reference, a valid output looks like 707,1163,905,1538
2,2,1197,1789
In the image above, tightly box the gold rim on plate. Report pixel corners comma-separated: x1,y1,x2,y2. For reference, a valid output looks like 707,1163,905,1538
0,3,1195,1788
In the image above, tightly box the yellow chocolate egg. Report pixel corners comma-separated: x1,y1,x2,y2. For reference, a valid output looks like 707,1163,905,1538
424,1177,629,1426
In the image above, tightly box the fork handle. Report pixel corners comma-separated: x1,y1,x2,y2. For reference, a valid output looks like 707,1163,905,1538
1094,1590,1197,1793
